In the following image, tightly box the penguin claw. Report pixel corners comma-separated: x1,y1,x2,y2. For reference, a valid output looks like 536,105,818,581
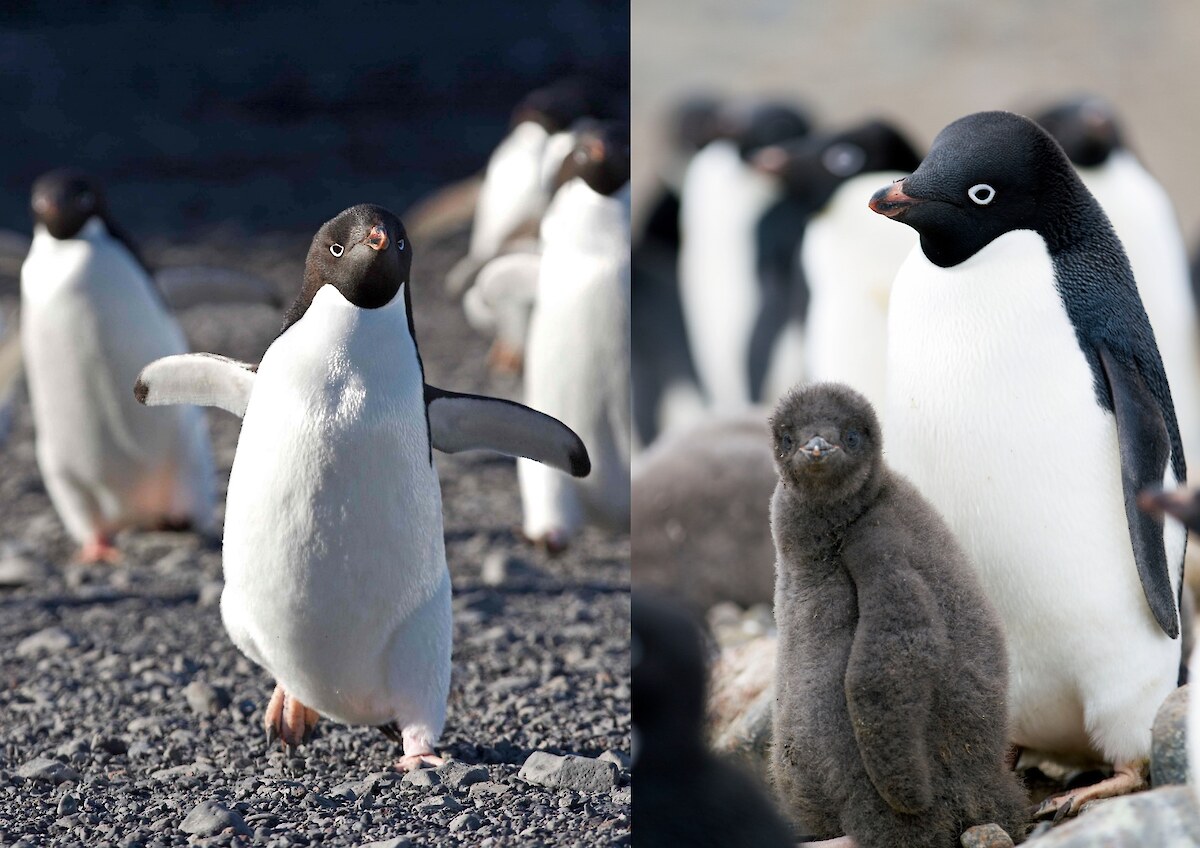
1052,797,1074,824
76,536,122,565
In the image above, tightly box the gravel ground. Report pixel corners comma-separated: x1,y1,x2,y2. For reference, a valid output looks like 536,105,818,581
0,222,631,846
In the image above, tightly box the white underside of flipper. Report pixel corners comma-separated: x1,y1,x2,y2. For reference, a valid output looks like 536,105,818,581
20,220,215,542
886,230,1183,766
220,284,449,738
520,179,631,540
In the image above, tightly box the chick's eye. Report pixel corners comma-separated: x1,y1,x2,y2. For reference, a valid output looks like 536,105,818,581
844,429,862,450
779,432,794,453
968,184,995,206
397,239,405,251
329,243,344,257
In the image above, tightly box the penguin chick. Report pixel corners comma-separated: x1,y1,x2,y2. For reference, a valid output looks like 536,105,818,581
137,204,590,769
769,383,1026,847
634,593,794,848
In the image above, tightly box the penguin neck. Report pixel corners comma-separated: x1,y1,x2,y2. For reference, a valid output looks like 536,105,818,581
783,460,884,543
541,178,630,255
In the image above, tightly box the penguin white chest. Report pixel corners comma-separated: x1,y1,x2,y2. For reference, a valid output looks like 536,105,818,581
221,285,448,725
885,230,1181,762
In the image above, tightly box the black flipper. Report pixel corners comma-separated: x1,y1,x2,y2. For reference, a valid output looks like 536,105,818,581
1098,343,1179,638
135,353,258,418
424,385,590,477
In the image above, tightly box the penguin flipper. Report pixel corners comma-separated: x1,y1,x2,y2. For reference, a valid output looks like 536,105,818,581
135,353,257,418
153,266,282,310
424,385,590,477
844,566,944,815
1097,343,1180,638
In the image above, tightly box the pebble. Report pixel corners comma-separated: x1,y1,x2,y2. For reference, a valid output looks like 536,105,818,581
467,782,512,800
414,796,464,814
356,838,413,848
56,795,80,816
449,812,482,833
401,769,440,788
16,758,81,784
960,823,1015,847
435,762,488,789
1151,684,1189,787
598,750,630,770
184,680,231,716
179,800,252,837
15,627,75,658
0,553,48,588
518,752,619,793
480,552,510,586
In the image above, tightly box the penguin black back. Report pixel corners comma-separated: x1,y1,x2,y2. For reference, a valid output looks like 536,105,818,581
633,594,794,848
282,204,412,334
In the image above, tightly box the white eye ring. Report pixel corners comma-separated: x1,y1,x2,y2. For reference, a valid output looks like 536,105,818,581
397,239,405,251
329,243,344,257
968,184,995,206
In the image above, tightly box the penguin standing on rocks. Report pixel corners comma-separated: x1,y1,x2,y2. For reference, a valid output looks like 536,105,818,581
678,101,811,411
753,120,921,411
769,382,1027,847
21,170,217,562
872,110,1186,817
136,204,589,767
518,123,631,551
1036,96,1200,488
634,593,795,848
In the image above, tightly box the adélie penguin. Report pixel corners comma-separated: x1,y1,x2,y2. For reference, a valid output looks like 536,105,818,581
871,110,1186,817
753,120,921,412
1036,95,1200,490
21,170,220,562
518,122,631,551
135,204,589,767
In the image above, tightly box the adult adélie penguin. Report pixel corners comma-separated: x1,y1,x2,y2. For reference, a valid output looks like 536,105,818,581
136,204,589,768
870,110,1185,818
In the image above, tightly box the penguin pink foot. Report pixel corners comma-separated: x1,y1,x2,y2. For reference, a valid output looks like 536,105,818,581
1032,760,1147,821
389,725,444,772
520,527,569,556
263,684,320,750
76,535,122,564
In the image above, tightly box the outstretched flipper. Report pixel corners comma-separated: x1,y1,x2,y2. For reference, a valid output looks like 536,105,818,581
154,266,282,311
843,559,946,815
135,353,258,418
1098,343,1180,638
425,385,590,477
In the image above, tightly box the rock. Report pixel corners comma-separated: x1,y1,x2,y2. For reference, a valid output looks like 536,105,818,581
468,781,513,800
415,795,463,814
56,795,79,816
435,761,488,789
197,579,223,608
179,799,252,837
402,768,440,788
16,757,81,784
15,626,75,658
518,752,619,793
1022,786,1200,846
598,750,631,770
480,552,510,586
91,735,128,755
183,679,231,716
449,812,482,833
357,838,413,848
708,636,776,771
1152,685,1189,787
0,553,48,588
961,823,1015,847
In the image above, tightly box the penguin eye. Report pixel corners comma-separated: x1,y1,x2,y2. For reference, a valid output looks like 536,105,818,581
821,143,866,177
844,429,862,450
779,432,795,454
397,239,405,251
329,243,344,257
968,184,996,206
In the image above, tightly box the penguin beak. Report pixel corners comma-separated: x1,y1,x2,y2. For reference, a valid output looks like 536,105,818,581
362,225,389,252
800,435,838,462
869,179,924,219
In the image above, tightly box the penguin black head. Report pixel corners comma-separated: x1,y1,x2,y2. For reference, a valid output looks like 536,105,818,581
868,110,1082,268
631,593,707,764
753,119,921,213
31,169,108,240
717,99,812,161
553,121,630,196
671,93,725,152
511,78,608,134
771,383,881,502
282,204,411,332
1034,96,1124,168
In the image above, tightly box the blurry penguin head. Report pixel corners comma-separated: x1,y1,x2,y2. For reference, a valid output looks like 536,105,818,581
553,121,630,196
31,169,107,240
1034,95,1124,168
771,382,881,500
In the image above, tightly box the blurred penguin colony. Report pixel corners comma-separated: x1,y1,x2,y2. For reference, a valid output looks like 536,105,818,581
633,91,1200,846
0,73,629,774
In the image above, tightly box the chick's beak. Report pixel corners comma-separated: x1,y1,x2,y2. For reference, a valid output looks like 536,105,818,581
363,224,389,251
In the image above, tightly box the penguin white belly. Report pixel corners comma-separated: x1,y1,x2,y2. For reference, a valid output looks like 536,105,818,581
520,184,631,537
1081,153,1200,482
802,171,916,413
760,320,807,406
469,121,550,261
20,224,214,541
221,285,449,729
679,141,779,411
886,230,1182,764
